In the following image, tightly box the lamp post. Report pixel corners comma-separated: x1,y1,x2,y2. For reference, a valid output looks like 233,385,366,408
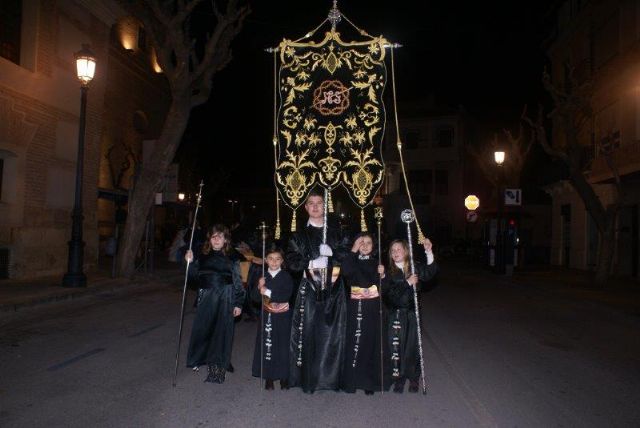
62,44,96,288
494,150,505,274
228,199,238,222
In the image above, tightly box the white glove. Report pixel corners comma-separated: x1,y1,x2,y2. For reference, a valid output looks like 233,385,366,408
309,256,328,269
426,250,434,265
319,244,333,257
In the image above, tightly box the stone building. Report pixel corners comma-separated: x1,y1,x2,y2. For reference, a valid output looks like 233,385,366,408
0,0,169,279
547,0,640,277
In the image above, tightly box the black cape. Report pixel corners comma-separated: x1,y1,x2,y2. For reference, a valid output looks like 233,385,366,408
186,250,245,369
287,222,350,392
251,270,294,381
383,260,438,382
340,252,388,392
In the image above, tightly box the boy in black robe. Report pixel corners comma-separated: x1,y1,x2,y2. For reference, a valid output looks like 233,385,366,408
286,189,350,393
252,248,294,389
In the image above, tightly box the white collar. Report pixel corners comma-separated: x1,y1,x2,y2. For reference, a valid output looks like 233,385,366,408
307,219,324,228
268,268,281,278
394,261,405,271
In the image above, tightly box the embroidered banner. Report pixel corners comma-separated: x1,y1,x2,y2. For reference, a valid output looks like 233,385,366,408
275,30,388,209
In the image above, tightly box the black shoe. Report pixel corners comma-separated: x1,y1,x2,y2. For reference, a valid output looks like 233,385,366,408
393,379,405,393
265,379,274,390
280,380,289,390
365,390,374,396
408,380,419,393
227,363,234,373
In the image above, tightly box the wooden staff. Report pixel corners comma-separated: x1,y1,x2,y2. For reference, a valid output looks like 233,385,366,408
172,180,204,387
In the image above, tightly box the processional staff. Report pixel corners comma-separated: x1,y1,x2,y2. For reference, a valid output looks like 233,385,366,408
172,180,204,387
401,209,427,395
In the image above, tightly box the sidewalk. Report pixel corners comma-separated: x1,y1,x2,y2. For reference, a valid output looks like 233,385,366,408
0,260,183,313
439,258,640,316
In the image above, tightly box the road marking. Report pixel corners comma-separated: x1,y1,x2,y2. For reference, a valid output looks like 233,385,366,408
46,348,106,372
128,323,164,338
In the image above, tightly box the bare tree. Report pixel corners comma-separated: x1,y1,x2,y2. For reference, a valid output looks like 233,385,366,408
523,70,621,284
115,0,250,277
468,126,533,189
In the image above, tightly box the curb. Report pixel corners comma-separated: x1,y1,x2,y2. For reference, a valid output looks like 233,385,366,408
0,272,182,313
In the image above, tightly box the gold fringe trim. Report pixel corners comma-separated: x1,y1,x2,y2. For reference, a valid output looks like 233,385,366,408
328,189,334,213
291,209,297,232
360,208,367,232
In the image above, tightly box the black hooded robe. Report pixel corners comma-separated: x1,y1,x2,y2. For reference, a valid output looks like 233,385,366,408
286,223,350,393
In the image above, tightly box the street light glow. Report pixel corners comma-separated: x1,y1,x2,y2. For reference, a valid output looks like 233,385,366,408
75,44,96,86
494,151,505,166
178,193,185,201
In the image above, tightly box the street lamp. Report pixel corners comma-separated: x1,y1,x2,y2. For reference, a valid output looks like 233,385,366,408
178,192,185,201
227,199,238,221
493,150,506,274
62,44,96,288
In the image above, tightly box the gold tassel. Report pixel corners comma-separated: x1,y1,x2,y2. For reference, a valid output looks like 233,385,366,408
328,189,334,213
360,208,367,232
291,209,297,232
274,192,281,240
275,219,281,240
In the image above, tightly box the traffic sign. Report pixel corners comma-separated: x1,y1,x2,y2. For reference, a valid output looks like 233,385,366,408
504,188,522,206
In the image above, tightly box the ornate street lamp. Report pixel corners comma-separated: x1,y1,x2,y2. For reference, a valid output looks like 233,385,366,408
62,44,96,288
493,150,506,274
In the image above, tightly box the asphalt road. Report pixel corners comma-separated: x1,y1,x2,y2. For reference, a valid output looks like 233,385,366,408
1,269,638,427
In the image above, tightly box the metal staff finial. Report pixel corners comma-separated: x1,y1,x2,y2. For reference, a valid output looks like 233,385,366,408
400,209,427,395
328,0,341,30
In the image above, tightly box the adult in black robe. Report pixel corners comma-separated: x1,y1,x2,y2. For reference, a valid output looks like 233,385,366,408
383,238,438,393
251,268,294,387
185,225,245,383
287,191,350,393
340,234,388,394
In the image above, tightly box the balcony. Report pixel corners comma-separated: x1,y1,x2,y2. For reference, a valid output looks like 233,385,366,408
589,141,640,183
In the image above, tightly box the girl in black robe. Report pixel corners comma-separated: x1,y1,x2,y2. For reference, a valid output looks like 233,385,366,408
251,248,294,390
185,224,245,383
383,238,437,393
341,233,386,395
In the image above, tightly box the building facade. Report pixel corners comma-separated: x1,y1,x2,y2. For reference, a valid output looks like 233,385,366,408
383,106,470,245
0,0,170,279
547,0,640,277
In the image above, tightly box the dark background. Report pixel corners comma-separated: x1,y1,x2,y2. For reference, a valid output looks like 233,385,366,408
176,0,559,222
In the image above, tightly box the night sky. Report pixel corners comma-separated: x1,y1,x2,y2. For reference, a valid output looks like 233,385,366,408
177,0,558,203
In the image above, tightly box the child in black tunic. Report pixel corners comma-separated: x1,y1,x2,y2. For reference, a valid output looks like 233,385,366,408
251,248,294,390
341,233,386,395
383,238,437,393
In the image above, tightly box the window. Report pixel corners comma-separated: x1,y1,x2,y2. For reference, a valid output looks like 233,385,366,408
137,26,147,51
404,130,419,149
435,170,448,195
436,127,454,147
593,11,619,68
0,0,22,65
409,169,432,203
0,158,3,200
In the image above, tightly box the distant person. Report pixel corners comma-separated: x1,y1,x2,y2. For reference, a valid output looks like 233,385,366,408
251,248,294,390
184,224,245,384
383,238,437,393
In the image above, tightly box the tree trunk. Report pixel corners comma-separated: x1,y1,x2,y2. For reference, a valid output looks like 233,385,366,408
116,98,191,277
594,210,617,285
